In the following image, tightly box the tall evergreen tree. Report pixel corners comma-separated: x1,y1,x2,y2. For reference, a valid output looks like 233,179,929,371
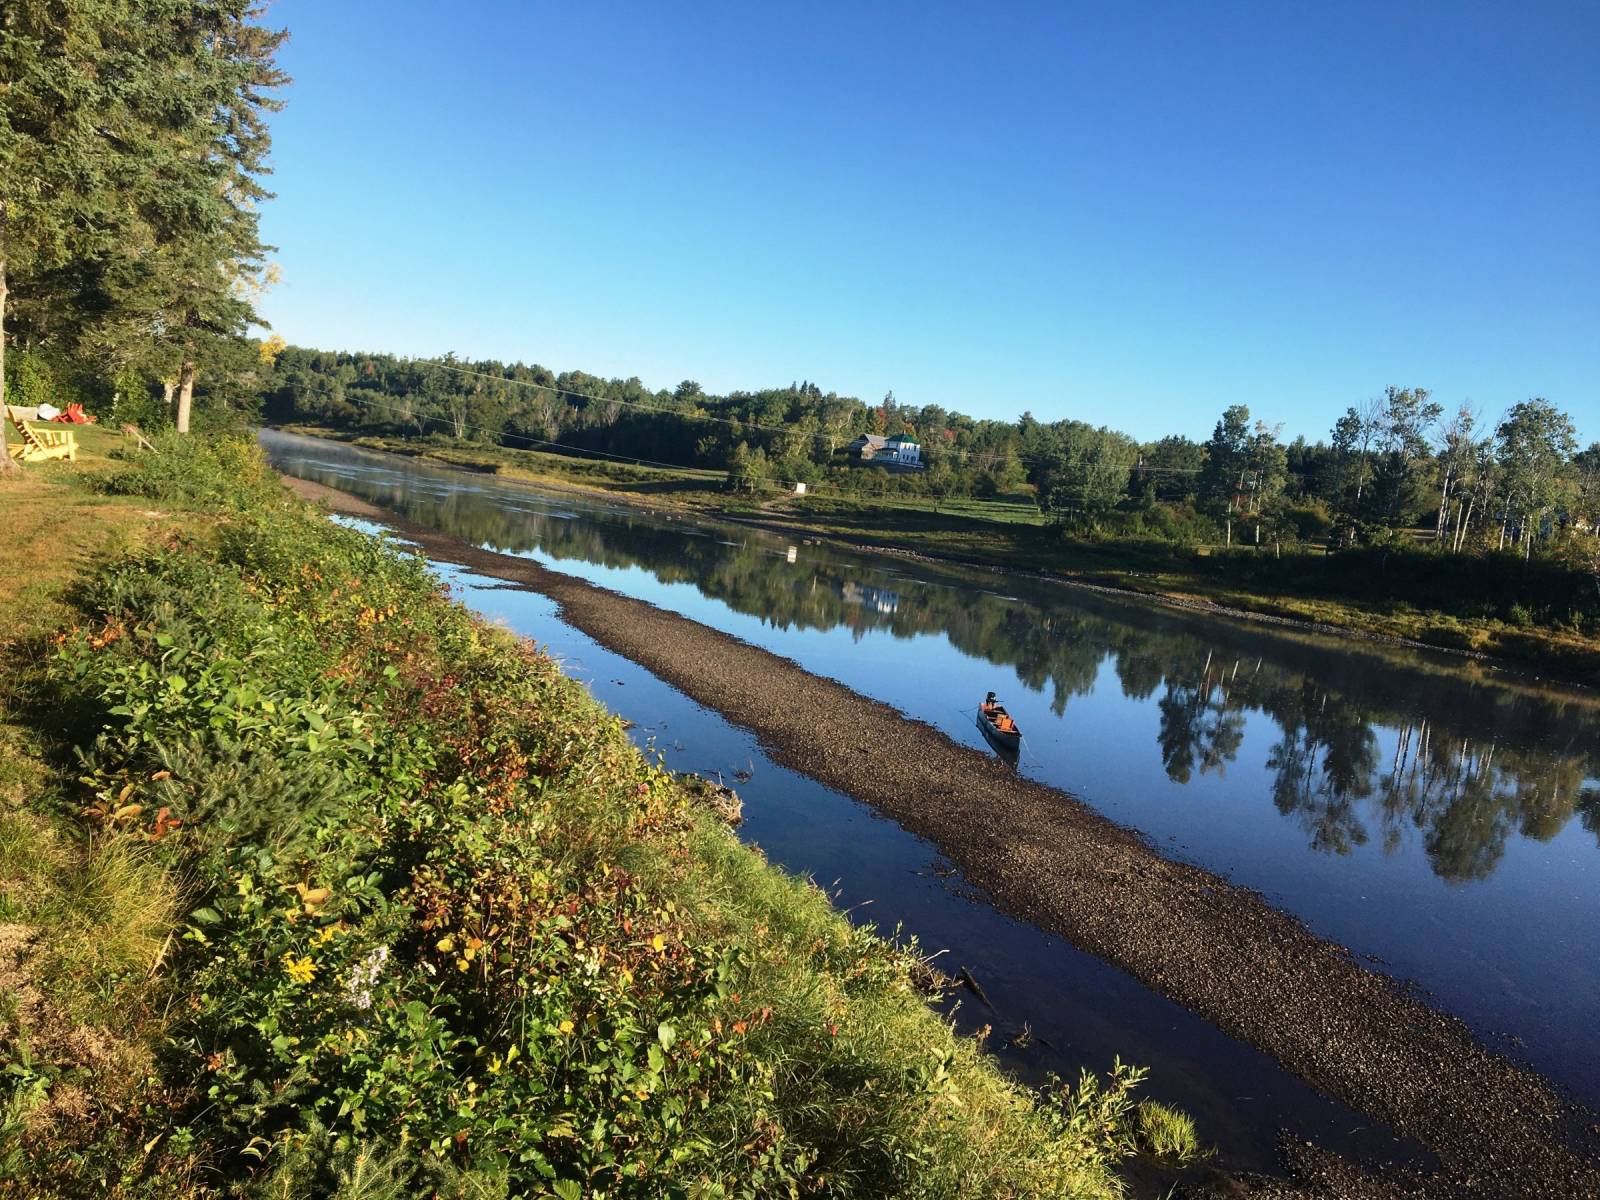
0,0,141,466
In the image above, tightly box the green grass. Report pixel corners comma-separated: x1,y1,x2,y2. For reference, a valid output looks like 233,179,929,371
0,430,195,1191
1,434,1187,1198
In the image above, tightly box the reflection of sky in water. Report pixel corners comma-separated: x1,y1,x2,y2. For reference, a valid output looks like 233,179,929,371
288,433,1600,1109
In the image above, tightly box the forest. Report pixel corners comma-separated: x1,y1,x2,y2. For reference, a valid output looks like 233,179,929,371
248,347,1598,567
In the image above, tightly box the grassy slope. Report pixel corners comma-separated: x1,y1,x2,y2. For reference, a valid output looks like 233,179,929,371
0,434,1188,1198
277,426,1599,680
0,427,195,1191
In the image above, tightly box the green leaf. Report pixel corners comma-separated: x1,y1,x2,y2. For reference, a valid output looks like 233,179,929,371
189,906,221,925
552,1181,581,1200
657,1023,676,1052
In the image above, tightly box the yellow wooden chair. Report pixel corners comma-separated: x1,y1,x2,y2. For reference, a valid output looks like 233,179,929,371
5,406,77,463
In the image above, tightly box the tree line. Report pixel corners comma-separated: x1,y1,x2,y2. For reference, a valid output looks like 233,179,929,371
257,346,1596,560
0,0,286,466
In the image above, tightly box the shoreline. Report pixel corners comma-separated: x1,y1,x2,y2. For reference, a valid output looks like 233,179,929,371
267,425,1593,690
282,472,1600,1200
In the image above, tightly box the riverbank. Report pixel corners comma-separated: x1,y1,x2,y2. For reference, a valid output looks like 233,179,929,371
1,436,1192,1198
270,425,1600,686
284,471,1600,1200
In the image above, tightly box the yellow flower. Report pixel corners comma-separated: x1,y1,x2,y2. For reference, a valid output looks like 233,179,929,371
282,953,317,984
558,1019,575,1035
456,957,470,972
315,925,338,945
435,935,455,953
650,934,665,953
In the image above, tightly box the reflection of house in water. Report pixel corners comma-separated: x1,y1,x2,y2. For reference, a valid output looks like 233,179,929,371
841,579,900,615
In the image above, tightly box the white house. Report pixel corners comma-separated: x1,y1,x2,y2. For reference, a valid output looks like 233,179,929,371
845,433,922,468
884,434,921,466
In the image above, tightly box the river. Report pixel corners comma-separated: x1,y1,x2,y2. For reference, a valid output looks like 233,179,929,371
262,429,1600,1171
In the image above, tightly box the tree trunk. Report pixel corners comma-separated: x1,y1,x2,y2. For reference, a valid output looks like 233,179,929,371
0,200,14,475
163,379,175,407
176,360,196,434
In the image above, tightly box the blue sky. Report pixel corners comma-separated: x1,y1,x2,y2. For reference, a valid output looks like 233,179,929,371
256,1,1598,443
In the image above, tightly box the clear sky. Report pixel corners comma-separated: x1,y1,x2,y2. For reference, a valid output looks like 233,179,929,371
255,1,1599,444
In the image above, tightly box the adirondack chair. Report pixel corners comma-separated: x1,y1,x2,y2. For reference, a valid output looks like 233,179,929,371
6,406,78,463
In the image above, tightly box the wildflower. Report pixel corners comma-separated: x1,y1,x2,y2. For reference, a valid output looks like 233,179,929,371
435,935,455,953
283,953,317,984
558,1019,575,1035
345,945,388,1010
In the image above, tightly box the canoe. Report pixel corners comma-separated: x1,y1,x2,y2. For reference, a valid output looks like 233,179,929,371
976,704,1021,752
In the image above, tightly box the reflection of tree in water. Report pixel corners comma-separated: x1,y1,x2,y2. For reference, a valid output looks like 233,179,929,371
1157,659,1246,783
1266,683,1377,856
1580,788,1600,845
277,442,1600,883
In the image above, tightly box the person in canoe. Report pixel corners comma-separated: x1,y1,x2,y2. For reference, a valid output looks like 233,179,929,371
979,692,1018,735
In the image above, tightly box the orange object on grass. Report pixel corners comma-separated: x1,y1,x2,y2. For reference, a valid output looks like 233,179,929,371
50,403,97,424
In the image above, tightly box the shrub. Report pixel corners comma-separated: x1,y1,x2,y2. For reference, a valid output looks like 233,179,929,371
99,434,288,512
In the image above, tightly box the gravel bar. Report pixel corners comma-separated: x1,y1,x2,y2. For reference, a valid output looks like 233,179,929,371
287,475,1600,1199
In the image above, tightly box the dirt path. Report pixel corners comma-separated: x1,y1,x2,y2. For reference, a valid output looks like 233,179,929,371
286,474,1600,1200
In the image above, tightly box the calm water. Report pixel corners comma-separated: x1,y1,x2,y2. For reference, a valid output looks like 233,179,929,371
264,430,1600,1118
